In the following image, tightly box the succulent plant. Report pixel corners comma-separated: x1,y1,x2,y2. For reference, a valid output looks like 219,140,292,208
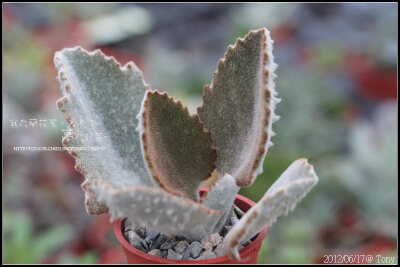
54,28,319,261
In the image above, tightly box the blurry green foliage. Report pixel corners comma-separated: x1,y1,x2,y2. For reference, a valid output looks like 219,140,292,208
257,214,317,264
311,43,345,69
230,3,299,34
3,211,72,264
3,23,48,69
239,151,297,202
2,3,397,264
3,22,48,113
57,251,98,264
273,70,348,158
325,102,398,237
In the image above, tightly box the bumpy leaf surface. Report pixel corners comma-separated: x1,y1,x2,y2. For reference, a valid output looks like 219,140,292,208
198,28,280,187
139,91,217,201
54,47,154,214
89,179,223,238
224,158,318,261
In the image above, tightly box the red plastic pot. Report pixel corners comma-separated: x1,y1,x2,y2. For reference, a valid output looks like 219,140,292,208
114,189,268,264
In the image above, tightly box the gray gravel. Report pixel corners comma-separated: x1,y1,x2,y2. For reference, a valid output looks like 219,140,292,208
213,243,225,257
174,240,189,254
126,231,147,252
231,216,239,225
182,250,192,260
147,249,163,257
221,225,232,236
140,239,150,252
201,233,222,251
197,250,217,260
145,229,160,243
124,219,134,233
185,241,203,258
161,250,168,258
167,249,183,260
159,238,177,250
134,226,147,239
233,204,245,218
123,215,254,260
149,233,167,250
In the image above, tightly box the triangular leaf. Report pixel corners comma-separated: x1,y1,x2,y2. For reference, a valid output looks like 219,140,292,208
198,28,279,187
139,91,218,201
88,179,223,239
224,158,318,261
54,47,154,214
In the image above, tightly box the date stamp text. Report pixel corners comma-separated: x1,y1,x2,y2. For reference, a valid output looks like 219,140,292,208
323,254,396,264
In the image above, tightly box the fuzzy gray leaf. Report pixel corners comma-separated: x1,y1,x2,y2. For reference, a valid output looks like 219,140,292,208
181,173,239,240
139,91,217,201
198,28,280,187
54,47,154,214
201,173,239,233
224,158,318,261
88,179,223,239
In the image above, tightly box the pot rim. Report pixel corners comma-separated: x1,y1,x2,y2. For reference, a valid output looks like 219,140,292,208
114,192,268,264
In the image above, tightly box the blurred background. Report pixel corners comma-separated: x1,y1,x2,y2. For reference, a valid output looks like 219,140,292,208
3,3,397,264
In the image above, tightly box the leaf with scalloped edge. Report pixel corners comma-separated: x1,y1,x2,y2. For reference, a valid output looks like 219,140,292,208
138,90,218,201
54,47,154,214
197,28,280,187
224,158,319,261
88,179,223,239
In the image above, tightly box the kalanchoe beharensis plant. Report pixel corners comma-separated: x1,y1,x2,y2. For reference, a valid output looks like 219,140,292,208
55,28,319,261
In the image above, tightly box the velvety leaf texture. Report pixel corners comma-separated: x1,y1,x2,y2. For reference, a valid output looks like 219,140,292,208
54,47,154,214
223,159,319,261
89,179,223,239
139,91,217,201
180,173,239,240
201,173,239,234
198,28,280,187
54,29,320,253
